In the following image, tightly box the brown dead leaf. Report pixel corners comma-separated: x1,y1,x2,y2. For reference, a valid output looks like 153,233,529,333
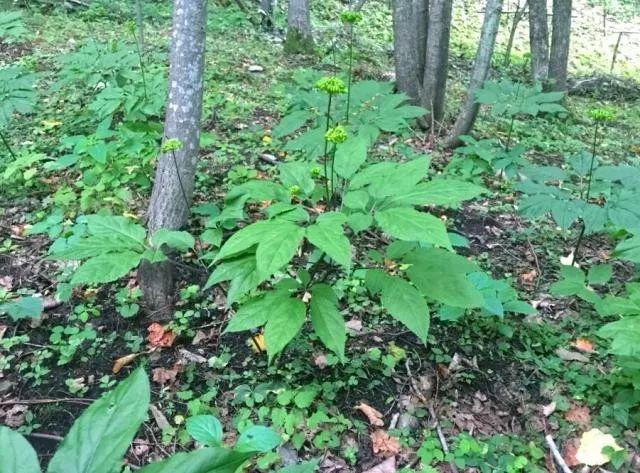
542,401,557,417
555,347,589,362
147,323,177,348
0,325,6,341
565,404,591,427
149,404,171,430
362,457,396,473
563,437,581,467
572,338,596,352
314,354,328,369
113,353,139,374
3,404,28,427
370,430,401,457
152,365,180,385
355,402,384,426
519,269,538,287
346,318,363,332
0,276,13,290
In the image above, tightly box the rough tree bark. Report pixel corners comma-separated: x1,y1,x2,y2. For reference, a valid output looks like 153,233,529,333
259,0,274,30
444,0,503,147
284,0,314,54
421,0,453,125
528,0,549,82
503,0,527,66
138,0,207,317
392,0,428,102
548,0,572,90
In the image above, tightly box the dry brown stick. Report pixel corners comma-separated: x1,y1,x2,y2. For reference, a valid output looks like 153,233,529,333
27,432,64,442
429,406,460,473
545,435,573,473
0,397,93,406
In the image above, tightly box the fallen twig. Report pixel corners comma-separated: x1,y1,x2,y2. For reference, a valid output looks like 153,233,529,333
429,406,459,473
545,434,573,473
27,432,64,442
0,397,93,406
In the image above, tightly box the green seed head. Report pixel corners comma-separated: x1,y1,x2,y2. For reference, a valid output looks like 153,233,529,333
162,138,183,153
589,107,616,123
289,185,301,196
340,11,363,24
325,125,348,144
311,166,322,177
314,76,347,95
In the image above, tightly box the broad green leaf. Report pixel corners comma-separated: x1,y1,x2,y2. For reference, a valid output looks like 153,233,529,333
387,179,486,208
256,223,305,277
49,236,139,260
264,296,306,363
236,426,281,453
380,276,429,343
0,426,41,473
587,264,613,285
0,296,43,321
279,162,315,196
309,284,346,361
225,290,292,332
278,460,320,473
346,212,372,233
47,367,150,473
375,207,452,250
138,447,251,473
186,415,223,447
215,221,277,262
614,236,640,263
273,110,313,138
70,251,142,285
598,317,640,358
334,135,368,178
151,229,195,252
84,215,146,247
404,248,483,308
205,255,255,290
343,190,369,210
306,222,351,269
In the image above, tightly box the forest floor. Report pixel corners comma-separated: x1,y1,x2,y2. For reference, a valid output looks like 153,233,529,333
1,0,640,472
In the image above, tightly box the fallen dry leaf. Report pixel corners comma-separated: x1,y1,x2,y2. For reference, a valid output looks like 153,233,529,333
0,276,13,290
152,365,180,385
0,325,6,341
2,404,28,427
346,318,363,332
147,323,177,348
314,354,328,369
248,333,266,353
572,338,596,352
113,353,139,374
362,457,396,473
542,401,557,417
555,347,589,363
370,430,401,457
149,404,171,430
519,269,538,286
355,402,384,426
565,404,591,427
576,428,622,466
178,348,207,364
563,437,581,467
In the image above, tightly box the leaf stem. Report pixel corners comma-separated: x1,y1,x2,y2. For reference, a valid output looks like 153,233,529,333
0,131,16,159
322,94,333,205
345,25,354,124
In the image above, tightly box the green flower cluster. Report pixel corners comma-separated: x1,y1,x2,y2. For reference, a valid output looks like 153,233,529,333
162,138,183,152
325,125,348,144
315,76,347,95
589,107,616,123
340,11,363,24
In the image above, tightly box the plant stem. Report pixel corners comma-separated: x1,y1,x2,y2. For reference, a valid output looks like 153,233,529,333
572,122,599,265
131,29,148,100
322,94,333,205
0,131,16,159
345,25,354,124
505,116,515,151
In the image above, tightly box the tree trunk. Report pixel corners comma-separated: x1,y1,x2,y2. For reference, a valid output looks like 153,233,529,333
503,0,527,66
444,0,503,147
138,0,207,318
421,0,453,125
548,0,571,91
135,0,145,52
528,0,549,82
284,0,314,54
259,0,274,30
392,0,428,103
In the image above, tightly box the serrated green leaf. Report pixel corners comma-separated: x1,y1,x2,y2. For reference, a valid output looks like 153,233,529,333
71,251,142,285
375,207,452,249
334,135,368,178
614,236,640,263
306,221,351,269
587,264,613,285
47,367,150,473
225,290,291,332
0,426,41,473
598,317,640,358
346,212,372,233
387,179,486,208
151,229,195,252
215,221,277,262
236,426,281,453
309,284,346,360
273,110,313,138
137,447,251,473
0,296,43,321
380,276,429,343
256,223,304,277
264,296,306,363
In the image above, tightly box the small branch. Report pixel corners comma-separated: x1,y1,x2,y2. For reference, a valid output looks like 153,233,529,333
429,406,459,473
0,397,93,406
545,435,573,473
27,432,64,442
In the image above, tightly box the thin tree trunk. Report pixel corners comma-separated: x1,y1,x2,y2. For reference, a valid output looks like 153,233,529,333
392,0,428,103
421,0,453,125
260,0,273,30
503,0,527,66
444,0,503,147
284,0,314,54
548,0,571,91
138,0,207,318
528,0,549,82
